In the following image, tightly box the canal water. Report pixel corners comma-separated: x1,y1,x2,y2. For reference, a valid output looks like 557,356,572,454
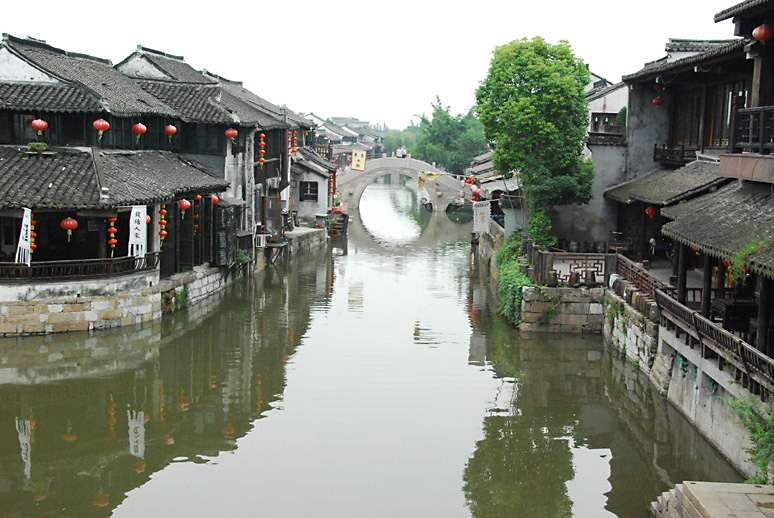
0,178,741,517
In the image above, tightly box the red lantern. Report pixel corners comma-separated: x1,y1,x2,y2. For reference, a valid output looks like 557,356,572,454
132,123,147,135
465,178,473,184
60,217,78,242
225,128,238,139
30,119,48,132
146,215,151,224
753,24,774,42
723,259,731,267
158,219,167,227
30,243,37,250
652,97,664,106
159,209,167,216
211,194,219,205
645,206,657,217
93,119,110,142
159,229,168,238
165,124,177,135
108,238,118,246
194,194,202,200
178,199,191,218
259,133,266,139
258,149,266,155
108,227,117,235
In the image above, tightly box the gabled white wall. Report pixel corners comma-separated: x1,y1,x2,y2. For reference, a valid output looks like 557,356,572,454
0,47,61,83
117,54,170,79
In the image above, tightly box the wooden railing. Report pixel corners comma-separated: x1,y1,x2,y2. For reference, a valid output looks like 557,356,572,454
655,288,774,397
616,255,668,297
0,252,160,281
731,105,774,154
653,144,698,166
522,238,616,286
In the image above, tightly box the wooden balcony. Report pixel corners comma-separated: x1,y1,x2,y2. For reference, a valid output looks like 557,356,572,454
730,105,774,155
0,252,160,281
655,288,774,399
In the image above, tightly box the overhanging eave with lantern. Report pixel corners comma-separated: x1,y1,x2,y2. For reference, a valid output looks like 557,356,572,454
603,160,729,261
0,145,227,280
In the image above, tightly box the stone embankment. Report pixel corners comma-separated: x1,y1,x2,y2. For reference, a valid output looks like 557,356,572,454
0,228,327,336
652,482,774,518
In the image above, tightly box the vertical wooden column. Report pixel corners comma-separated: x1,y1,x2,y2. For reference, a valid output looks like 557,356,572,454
670,240,680,284
701,254,713,317
677,243,688,303
758,275,771,355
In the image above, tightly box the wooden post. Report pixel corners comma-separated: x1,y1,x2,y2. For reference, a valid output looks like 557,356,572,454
701,254,713,318
670,240,680,284
758,276,771,355
677,243,688,304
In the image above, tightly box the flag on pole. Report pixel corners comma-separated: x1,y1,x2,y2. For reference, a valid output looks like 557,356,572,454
351,150,367,171
14,208,31,266
418,171,444,190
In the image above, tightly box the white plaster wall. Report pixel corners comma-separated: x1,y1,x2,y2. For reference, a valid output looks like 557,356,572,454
117,55,169,79
0,47,60,82
295,171,328,225
0,270,159,302
588,85,629,125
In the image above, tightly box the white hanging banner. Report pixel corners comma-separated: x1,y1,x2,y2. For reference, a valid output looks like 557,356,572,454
473,201,491,233
127,409,146,459
128,206,147,258
15,208,31,266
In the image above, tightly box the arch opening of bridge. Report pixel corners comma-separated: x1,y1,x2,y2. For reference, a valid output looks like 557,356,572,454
337,157,462,213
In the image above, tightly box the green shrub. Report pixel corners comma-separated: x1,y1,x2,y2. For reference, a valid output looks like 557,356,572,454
725,396,774,483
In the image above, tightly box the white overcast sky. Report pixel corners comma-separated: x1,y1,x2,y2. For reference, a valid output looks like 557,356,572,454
6,0,736,129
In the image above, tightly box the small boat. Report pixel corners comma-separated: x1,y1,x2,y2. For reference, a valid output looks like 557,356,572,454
327,204,349,238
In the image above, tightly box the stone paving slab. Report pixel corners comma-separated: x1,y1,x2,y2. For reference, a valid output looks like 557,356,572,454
681,481,774,518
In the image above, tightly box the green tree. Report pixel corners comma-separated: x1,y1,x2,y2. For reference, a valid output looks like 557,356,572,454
475,37,594,247
411,97,488,175
384,125,420,154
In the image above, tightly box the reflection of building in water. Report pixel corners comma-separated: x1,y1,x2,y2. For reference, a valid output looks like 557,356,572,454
0,251,332,515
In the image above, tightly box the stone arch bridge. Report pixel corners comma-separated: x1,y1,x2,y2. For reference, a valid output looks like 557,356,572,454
337,157,461,212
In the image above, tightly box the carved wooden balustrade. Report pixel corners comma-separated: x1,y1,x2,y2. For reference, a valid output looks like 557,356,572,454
0,252,160,281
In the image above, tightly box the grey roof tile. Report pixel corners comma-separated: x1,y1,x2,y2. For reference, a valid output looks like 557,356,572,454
0,83,103,112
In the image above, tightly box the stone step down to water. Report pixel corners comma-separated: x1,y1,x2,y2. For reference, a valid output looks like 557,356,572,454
651,482,774,517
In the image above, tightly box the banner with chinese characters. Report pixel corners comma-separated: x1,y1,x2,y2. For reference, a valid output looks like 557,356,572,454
14,208,31,266
129,205,147,258
473,200,491,234
351,150,367,172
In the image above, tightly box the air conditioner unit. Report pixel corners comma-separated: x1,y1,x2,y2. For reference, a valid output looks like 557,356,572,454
255,234,268,249
266,177,280,189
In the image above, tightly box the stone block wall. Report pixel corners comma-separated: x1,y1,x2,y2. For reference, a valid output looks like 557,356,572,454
520,286,605,333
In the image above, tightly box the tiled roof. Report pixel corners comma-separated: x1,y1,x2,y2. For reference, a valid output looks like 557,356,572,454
715,0,771,22
603,161,728,205
214,76,308,129
585,81,626,102
139,50,216,84
296,147,335,172
623,39,746,82
0,146,99,209
665,39,739,52
136,81,233,123
661,180,774,277
0,83,104,112
4,36,177,117
217,88,287,129
0,145,226,210
96,150,227,206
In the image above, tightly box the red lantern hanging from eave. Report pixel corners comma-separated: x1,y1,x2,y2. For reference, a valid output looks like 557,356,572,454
645,206,657,217
753,24,774,42
225,128,238,139
60,217,78,242
178,199,191,218
93,119,110,142
30,119,48,132
211,194,219,205
652,97,664,106
132,123,147,135
165,124,177,136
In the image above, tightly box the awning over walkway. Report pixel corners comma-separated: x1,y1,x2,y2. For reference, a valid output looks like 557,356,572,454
661,180,774,278
603,160,728,206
